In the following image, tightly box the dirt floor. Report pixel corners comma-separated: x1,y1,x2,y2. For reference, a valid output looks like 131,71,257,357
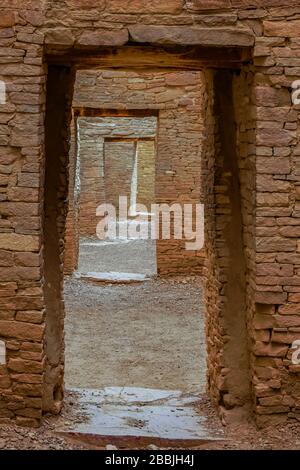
2,391,300,449
2,252,300,448
64,275,206,393
78,236,157,276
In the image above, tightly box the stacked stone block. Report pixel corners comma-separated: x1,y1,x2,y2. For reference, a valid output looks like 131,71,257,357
137,140,156,208
0,0,300,427
64,118,79,275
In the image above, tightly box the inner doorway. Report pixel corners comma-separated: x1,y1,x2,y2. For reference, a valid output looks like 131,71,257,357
75,117,158,280
63,70,206,398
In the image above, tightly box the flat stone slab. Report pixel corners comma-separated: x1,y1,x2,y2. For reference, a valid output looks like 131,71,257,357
57,387,225,448
78,272,150,284
129,25,254,47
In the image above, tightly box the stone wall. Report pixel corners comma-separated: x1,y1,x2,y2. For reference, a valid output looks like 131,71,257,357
104,140,136,211
200,69,253,422
0,0,300,427
137,140,156,208
64,118,79,275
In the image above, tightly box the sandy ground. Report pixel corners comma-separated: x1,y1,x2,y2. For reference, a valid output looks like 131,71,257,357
78,236,157,276
64,276,206,393
2,242,300,449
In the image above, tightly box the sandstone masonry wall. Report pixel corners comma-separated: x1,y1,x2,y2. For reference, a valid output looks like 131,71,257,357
137,140,156,208
0,0,300,427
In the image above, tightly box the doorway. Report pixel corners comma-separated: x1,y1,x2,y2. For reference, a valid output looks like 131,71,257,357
43,45,254,438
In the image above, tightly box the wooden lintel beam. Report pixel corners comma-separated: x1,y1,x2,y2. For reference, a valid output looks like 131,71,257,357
46,45,252,70
74,108,159,118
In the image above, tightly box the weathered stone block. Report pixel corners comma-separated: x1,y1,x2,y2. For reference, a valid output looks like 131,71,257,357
256,405,289,414
256,237,296,253
0,234,39,252
256,175,290,193
264,20,300,37
256,263,293,277
165,72,199,86
0,250,13,267
129,25,254,47
257,193,289,207
255,87,291,107
8,358,43,374
256,158,290,175
0,13,16,28
11,373,42,384
77,29,129,47
45,29,75,46
108,0,183,14
259,395,282,406
15,416,39,428
14,252,40,267
279,227,300,238
253,341,288,357
15,311,43,324
278,304,300,315
257,128,295,147
0,321,44,342
0,282,17,297
13,383,42,398
275,315,300,328
15,407,41,419
255,292,287,304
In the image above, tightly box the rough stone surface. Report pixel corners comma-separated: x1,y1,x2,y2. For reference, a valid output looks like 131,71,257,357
129,25,254,47
0,0,299,429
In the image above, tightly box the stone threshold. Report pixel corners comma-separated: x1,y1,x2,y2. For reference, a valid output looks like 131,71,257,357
75,271,151,284
56,387,225,449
